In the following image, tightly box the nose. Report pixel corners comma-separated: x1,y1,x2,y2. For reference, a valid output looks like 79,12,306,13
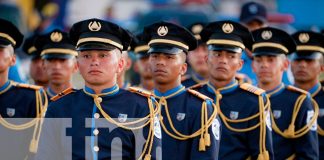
90,55,100,66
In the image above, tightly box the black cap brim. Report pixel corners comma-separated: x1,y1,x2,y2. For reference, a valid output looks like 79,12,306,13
76,42,117,51
207,45,243,53
136,52,150,59
291,52,323,60
148,46,184,55
0,39,11,48
42,53,75,60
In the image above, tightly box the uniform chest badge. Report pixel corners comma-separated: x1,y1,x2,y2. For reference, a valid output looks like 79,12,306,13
176,113,186,121
229,111,239,120
212,118,220,140
118,113,128,123
273,110,281,119
319,109,324,117
7,108,15,117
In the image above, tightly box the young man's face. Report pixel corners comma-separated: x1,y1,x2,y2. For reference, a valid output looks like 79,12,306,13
0,46,15,74
136,56,152,79
187,45,208,76
43,57,77,86
252,55,288,85
30,58,48,84
207,50,243,82
291,58,324,83
77,49,124,86
149,52,187,85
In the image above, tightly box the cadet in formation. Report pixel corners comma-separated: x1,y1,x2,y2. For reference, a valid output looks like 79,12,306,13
251,27,319,159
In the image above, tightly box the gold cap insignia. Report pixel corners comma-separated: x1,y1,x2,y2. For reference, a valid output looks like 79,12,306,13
88,21,102,31
261,30,272,40
157,26,168,36
299,33,310,43
192,24,203,34
50,32,63,42
222,23,234,34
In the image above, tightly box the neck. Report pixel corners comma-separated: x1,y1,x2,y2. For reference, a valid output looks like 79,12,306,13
295,79,319,91
154,78,181,93
140,78,154,91
0,71,9,87
35,81,48,88
117,74,125,88
85,81,116,94
49,82,72,94
209,77,234,89
258,79,282,91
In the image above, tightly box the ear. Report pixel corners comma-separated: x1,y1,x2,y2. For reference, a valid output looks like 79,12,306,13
282,58,289,71
133,61,139,73
237,59,244,71
125,57,132,70
180,62,187,76
72,60,79,74
9,54,16,66
117,56,125,74
251,60,257,73
321,64,324,72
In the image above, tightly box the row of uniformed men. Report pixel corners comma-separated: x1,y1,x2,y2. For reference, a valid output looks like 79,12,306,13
0,15,323,160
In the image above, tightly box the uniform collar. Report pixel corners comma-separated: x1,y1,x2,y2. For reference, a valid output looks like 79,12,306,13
265,83,285,97
207,79,239,95
192,72,207,83
122,81,131,89
308,82,321,97
153,85,185,99
0,81,12,95
46,87,57,98
83,84,119,97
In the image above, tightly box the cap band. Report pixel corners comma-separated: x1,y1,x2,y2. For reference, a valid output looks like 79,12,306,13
252,42,288,53
206,39,245,49
0,32,16,46
148,39,189,50
77,37,123,50
297,45,324,53
134,45,149,53
27,46,37,54
41,48,78,56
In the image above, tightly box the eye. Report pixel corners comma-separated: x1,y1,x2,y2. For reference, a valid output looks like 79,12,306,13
99,53,108,58
83,54,91,59
167,55,174,59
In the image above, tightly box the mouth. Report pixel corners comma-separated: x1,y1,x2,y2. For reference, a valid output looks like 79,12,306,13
51,72,63,77
215,67,228,72
88,70,103,75
154,69,167,76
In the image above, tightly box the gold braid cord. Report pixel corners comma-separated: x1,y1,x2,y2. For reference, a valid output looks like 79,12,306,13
0,81,48,153
208,82,270,160
270,94,319,139
84,87,158,160
155,86,218,152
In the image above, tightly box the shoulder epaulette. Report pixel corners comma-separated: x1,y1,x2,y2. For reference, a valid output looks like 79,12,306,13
181,74,191,82
128,86,153,98
12,82,42,90
286,85,308,95
188,82,207,89
187,89,212,101
240,83,265,96
51,88,76,101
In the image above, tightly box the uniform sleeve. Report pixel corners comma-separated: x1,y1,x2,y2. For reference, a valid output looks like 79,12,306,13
190,100,220,160
34,104,64,160
246,95,275,160
294,95,319,159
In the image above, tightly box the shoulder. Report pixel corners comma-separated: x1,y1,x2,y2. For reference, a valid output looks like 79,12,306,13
239,83,265,96
186,88,212,101
285,85,309,95
50,88,78,102
12,82,42,92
